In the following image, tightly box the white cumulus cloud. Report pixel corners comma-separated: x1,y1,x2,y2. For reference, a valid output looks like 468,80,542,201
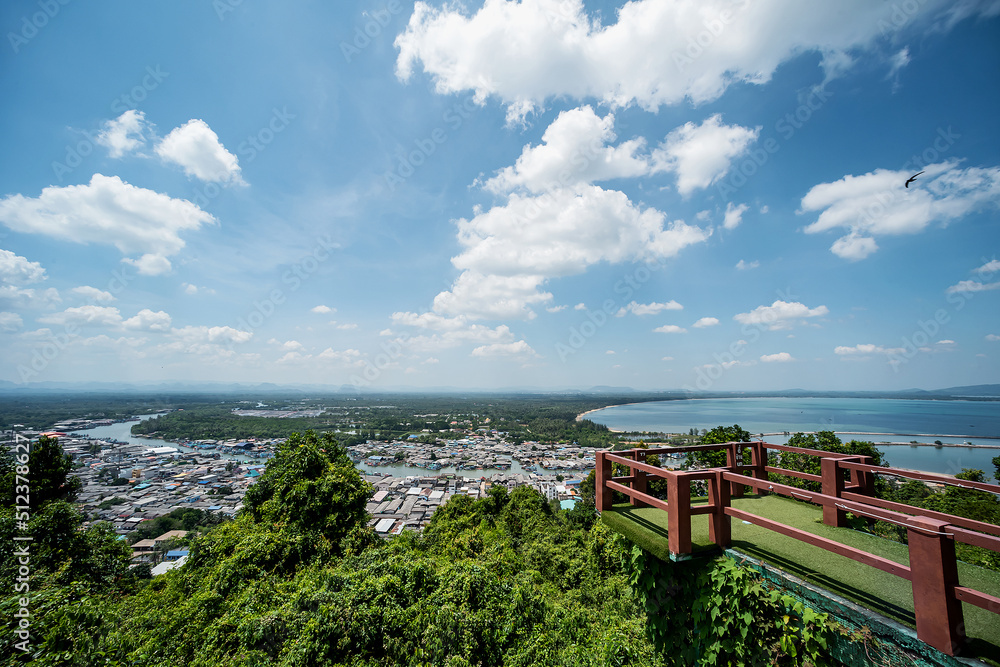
97,110,148,158
0,174,215,275
652,116,759,196
693,317,719,328
760,352,794,363
471,340,538,358
723,202,749,230
395,0,968,122
155,119,245,185
734,300,829,330
801,161,1000,260
484,106,649,193
653,324,686,334
70,286,115,303
616,300,683,317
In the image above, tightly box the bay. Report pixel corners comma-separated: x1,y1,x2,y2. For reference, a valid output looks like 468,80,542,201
586,397,1000,476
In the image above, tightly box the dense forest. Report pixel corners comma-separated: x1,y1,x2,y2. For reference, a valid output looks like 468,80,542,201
2,432,849,666
127,395,642,446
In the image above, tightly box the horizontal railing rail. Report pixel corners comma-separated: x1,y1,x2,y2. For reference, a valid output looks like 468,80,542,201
596,440,1000,657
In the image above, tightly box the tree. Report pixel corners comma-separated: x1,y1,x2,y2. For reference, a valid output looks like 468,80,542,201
1,435,82,510
992,455,1000,484
242,430,371,546
686,424,752,468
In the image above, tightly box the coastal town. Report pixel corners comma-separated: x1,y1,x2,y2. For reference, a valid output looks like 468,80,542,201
3,415,603,569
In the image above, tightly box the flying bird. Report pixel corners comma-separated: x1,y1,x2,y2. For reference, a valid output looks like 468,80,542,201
904,171,924,188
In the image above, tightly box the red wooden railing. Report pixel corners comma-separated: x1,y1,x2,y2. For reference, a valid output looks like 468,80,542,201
596,441,1000,657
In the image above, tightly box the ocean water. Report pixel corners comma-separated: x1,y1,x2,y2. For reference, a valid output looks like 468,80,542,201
586,398,1000,476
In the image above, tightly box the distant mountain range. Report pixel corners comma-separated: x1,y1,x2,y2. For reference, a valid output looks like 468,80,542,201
0,380,997,399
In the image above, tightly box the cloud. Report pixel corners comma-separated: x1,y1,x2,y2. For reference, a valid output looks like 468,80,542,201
693,317,719,328
986,334,1000,342
123,254,174,276
437,185,707,319
336,323,358,330
735,259,759,271
0,312,23,332
800,161,1000,260
616,300,683,317
830,233,878,262
653,324,686,334
546,305,567,313
946,280,1000,294
391,312,518,351
0,174,215,274
183,283,199,295
123,309,172,332
888,47,911,78
652,116,759,196
573,303,586,310
834,343,906,356
734,300,829,330
760,352,794,363
70,286,115,303
395,0,969,122
317,348,364,366
155,119,245,185
311,305,336,314
723,202,749,230
165,325,253,355
39,305,123,328
97,110,148,158
483,106,648,193
0,249,47,286
470,340,538,358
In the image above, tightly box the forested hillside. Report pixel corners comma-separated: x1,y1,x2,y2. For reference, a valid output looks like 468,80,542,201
2,432,842,666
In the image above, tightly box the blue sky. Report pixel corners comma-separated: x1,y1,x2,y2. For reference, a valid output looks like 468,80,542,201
1,0,999,391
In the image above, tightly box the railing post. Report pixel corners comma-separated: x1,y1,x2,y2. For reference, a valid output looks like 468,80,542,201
907,517,965,656
709,469,731,548
667,471,691,555
847,455,875,496
596,451,612,512
726,442,744,498
631,450,647,507
752,441,767,494
821,457,848,527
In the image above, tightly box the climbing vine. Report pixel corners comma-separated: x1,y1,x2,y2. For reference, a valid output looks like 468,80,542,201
627,547,839,666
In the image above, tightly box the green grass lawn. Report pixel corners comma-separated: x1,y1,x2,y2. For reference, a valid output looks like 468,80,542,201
602,494,1000,662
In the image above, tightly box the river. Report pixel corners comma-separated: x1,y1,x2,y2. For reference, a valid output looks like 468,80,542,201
72,415,534,479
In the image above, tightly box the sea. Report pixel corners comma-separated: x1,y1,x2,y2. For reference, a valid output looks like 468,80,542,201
584,397,1000,476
